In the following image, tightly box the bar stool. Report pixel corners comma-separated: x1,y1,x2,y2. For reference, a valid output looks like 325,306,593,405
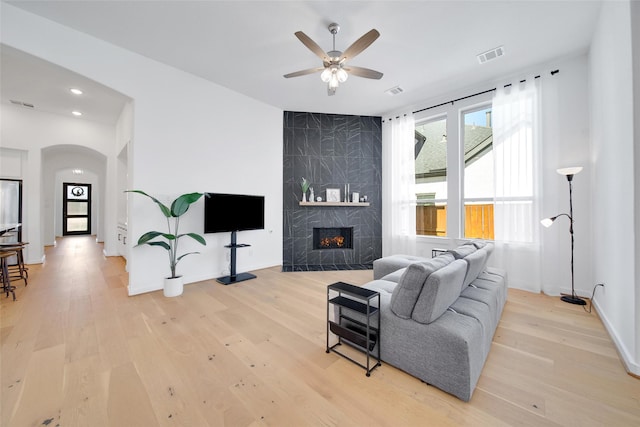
0,251,17,301
0,242,28,286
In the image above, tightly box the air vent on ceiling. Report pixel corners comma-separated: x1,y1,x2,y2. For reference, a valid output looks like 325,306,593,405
9,99,35,108
477,46,505,64
385,86,404,96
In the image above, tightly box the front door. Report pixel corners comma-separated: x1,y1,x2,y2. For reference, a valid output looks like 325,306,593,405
63,182,91,235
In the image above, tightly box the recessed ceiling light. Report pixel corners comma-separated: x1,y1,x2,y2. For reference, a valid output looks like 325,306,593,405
70,88,83,95
72,111,82,116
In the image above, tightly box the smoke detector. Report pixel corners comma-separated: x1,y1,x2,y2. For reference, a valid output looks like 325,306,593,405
477,46,505,64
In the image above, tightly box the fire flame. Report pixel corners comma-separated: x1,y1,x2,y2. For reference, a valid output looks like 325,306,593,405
320,236,345,248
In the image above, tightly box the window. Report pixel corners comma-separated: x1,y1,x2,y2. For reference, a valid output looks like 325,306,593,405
463,106,494,239
414,117,447,236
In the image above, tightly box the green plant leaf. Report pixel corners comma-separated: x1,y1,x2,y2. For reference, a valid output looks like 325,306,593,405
126,190,172,217
176,252,200,262
171,192,203,217
146,241,171,251
137,231,164,245
177,233,206,245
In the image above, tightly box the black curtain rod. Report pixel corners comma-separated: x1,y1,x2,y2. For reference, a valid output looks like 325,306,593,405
409,69,558,116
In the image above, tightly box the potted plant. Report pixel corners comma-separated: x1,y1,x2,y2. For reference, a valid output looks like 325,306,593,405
126,190,206,297
301,177,310,202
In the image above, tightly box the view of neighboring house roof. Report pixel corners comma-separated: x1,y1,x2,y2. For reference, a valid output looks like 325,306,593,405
415,122,493,182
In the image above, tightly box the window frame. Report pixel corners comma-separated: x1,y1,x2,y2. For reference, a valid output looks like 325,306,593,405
413,92,494,241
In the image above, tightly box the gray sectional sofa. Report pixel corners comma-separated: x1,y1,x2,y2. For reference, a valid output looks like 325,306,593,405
342,242,507,401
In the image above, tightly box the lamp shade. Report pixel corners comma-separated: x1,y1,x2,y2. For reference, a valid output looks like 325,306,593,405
541,217,554,228
557,166,583,176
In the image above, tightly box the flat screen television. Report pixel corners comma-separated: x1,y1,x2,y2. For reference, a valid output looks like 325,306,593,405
204,192,265,234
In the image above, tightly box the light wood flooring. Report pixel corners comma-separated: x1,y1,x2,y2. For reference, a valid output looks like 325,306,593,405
1,236,639,426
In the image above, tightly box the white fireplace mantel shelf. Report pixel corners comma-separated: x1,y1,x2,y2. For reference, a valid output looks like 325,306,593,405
299,201,370,207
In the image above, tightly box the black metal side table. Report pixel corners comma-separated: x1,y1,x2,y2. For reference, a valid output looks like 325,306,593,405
326,281,381,376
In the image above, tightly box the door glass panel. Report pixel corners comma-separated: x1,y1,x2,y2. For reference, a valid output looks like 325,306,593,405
67,201,88,215
67,185,89,200
66,218,88,232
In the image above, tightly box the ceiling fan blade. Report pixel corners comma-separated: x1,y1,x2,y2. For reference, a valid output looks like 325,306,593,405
284,67,324,78
295,31,329,62
339,29,380,62
343,66,383,80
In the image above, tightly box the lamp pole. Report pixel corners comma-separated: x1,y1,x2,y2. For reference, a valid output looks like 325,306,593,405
561,171,586,305
541,167,586,305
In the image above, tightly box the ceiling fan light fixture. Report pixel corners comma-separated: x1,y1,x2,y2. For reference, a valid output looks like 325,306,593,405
320,68,332,82
336,68,348,83
329,73,340,89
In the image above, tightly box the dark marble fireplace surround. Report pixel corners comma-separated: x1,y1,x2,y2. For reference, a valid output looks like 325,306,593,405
283,111,382,271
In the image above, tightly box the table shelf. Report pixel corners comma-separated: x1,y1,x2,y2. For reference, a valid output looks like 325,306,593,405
326,281,381,376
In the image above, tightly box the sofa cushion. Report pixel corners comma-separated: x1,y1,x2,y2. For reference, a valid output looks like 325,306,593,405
373,254,429,280
389,254,455,319
461,248,488,290
411,259,467,324
363,279,397,296
448,245,477,259
482,242,495,258
381,267,407,284
462,240,487,249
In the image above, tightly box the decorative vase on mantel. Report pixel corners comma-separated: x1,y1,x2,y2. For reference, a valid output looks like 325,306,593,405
301,177,311,203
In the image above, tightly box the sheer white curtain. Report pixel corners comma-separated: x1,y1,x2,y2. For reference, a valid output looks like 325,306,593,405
382,114,416,256
492,78,542,291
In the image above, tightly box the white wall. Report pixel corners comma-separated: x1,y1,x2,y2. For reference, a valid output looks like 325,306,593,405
539,55,591,298
589,0,639,375
53,169,99,239
632,0,640,372
1,4,284,295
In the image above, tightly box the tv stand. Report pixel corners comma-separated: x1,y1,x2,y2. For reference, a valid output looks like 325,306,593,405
216,230,256,285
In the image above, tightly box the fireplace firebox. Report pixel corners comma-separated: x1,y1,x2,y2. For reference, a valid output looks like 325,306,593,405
313,227,354,250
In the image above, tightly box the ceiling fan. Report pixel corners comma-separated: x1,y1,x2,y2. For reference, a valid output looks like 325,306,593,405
284,23,383,96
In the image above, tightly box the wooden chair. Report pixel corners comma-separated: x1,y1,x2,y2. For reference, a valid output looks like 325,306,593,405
0,251,17,301
0,242,28,286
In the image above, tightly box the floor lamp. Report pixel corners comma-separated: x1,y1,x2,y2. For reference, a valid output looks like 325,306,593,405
541,166,586,305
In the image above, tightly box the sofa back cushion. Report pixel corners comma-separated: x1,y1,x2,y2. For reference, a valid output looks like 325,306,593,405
390,253,454,319
483,242,494,258
461,248,488,290
411,259,468,324
465,240,488,249
448,245,477,259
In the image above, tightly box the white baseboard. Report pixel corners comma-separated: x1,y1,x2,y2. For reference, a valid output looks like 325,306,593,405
593,299,640,376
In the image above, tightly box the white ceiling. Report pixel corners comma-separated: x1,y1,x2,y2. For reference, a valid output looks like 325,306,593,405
1,44,131,125
2,1,603,124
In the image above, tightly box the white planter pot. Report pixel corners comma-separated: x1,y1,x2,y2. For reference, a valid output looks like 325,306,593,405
164,276,184,297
